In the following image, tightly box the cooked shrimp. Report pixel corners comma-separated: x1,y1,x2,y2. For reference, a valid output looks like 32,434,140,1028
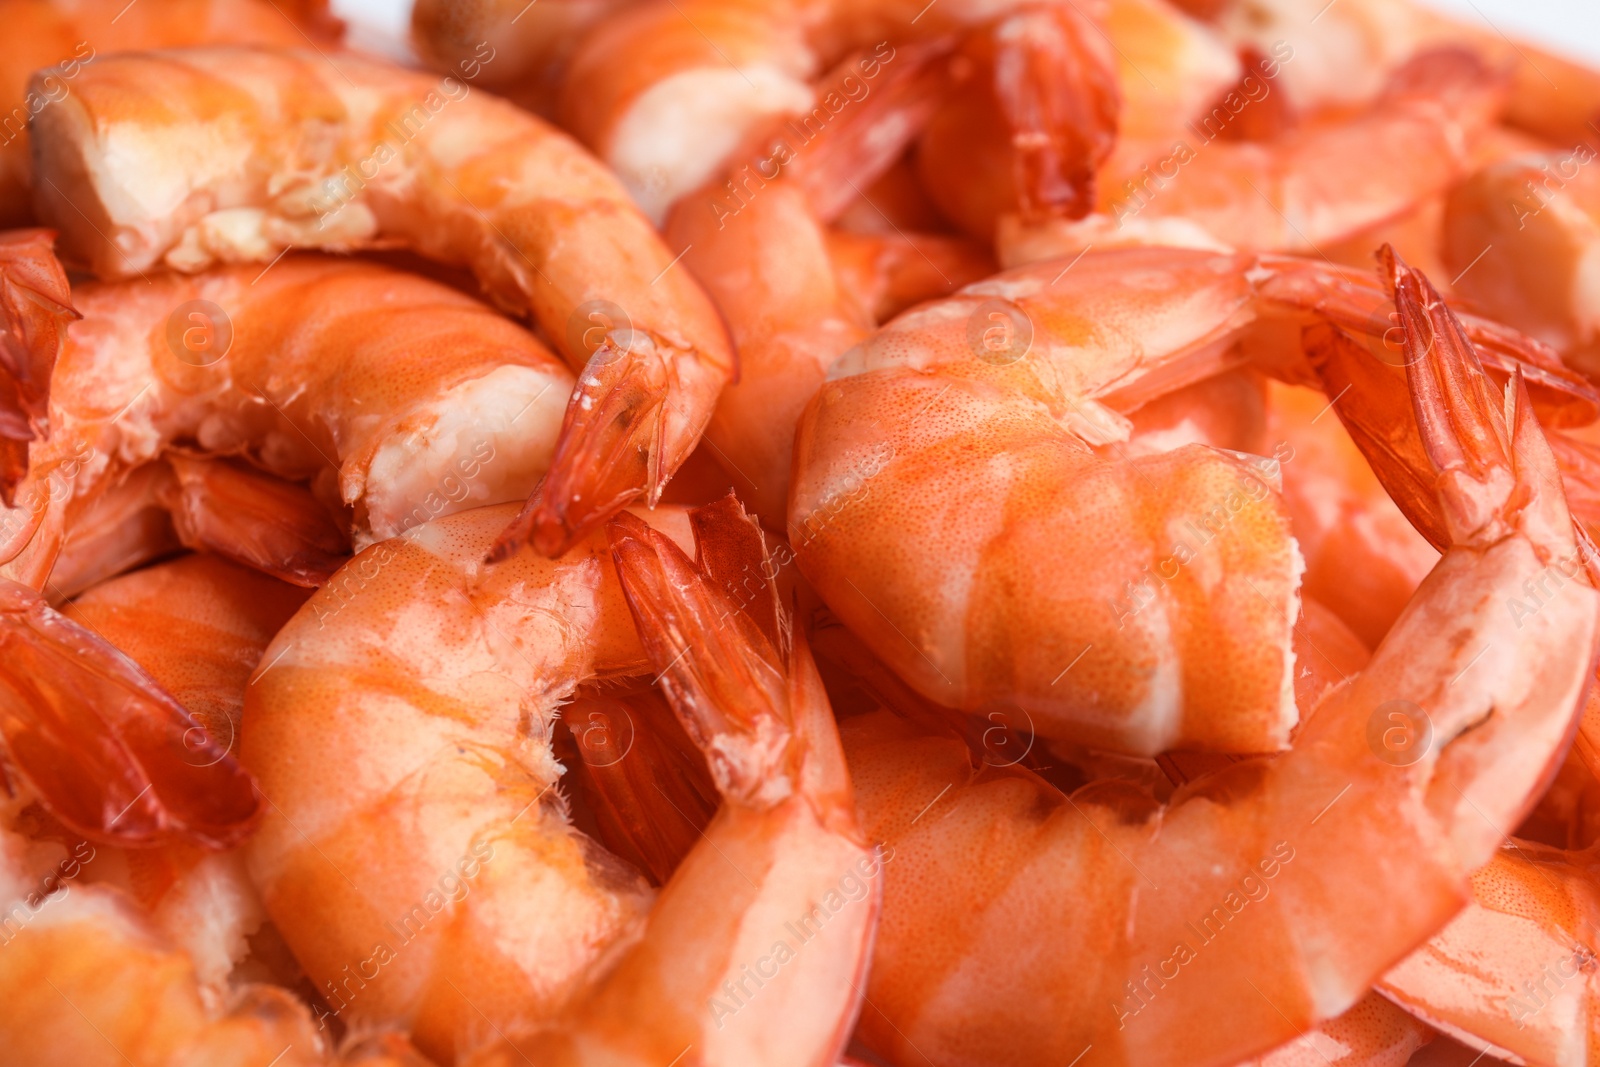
1442,149,1600,378
661,42,990,526
1185,0,1600,147
0,0,339,228
242,501,667,1060
0,254,573,590
1378,838,1600,1067
559,0,1121,226
1003,48,1505,260
789,244,1596,755
1264,380,1437,649
243,495,876,1064
49,553,307,986
458,499,877,1067
0,806,435,1066
410,0,629,116
833,255,1600,1066
28,47,734,557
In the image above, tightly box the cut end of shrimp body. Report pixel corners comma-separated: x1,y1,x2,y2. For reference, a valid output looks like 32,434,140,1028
494,335,671,560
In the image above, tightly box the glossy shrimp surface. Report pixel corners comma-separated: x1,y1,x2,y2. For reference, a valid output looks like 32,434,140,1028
28,47,735,556
560,0,1121,226
0,0,339,227
0,254,572,590
832,255,1599,1067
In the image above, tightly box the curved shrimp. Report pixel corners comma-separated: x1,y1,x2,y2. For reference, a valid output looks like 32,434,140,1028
831,254,1599,1066
410,0,629,117
0,0,339,228
559,0,1121,226
789,244,1596,755
1003,47,1505,260
661,42,992,526
53,552,308,988
28,47,734,558
458,500,877,1067
0,802,435,1067
243,496,874,1064
0,253,573,590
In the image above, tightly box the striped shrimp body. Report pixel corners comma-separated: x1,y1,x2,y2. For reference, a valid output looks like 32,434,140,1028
832,253,1600,1067
0,253,573,591
28,47,734,557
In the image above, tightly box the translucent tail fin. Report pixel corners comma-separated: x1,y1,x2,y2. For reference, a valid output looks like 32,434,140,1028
991,4,1121,221
0,230,77,508
607,493,855,821
0,579,260,848
159,453,349,587
491,335,669,561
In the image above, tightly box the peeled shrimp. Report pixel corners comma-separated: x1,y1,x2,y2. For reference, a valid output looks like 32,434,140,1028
790,244,1595,755
0,0,339,228
0,254,573,590
460,499,878,1066
243,496,875,1064
56,552,308,987
1184,0,1600,148
833,255,1599,1066
1003,48,1505,261
28,46,734,557
661,42,992,526
559,0,1121,226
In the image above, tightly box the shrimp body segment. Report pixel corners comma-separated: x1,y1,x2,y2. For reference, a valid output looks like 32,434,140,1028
0,228,76,504
836,256,1600,1067
0,255,572,589
29,47,735,557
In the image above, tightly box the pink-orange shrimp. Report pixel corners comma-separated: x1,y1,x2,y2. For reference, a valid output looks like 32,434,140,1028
833,254,1599,1066
28,47,734,558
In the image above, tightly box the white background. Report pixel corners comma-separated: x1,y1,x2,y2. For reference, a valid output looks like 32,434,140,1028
330,0,1600,66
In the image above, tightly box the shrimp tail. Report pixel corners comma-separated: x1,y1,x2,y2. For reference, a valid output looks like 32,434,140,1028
560,684,719,886
1306,245,1598,552
992,4,1121,221
607,495,792,806
0,230,77,508
0,578,260,848
158,453,349,587
491,337,669,561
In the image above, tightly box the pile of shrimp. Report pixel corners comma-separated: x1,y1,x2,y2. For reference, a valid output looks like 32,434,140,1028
2,0,1600,1064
